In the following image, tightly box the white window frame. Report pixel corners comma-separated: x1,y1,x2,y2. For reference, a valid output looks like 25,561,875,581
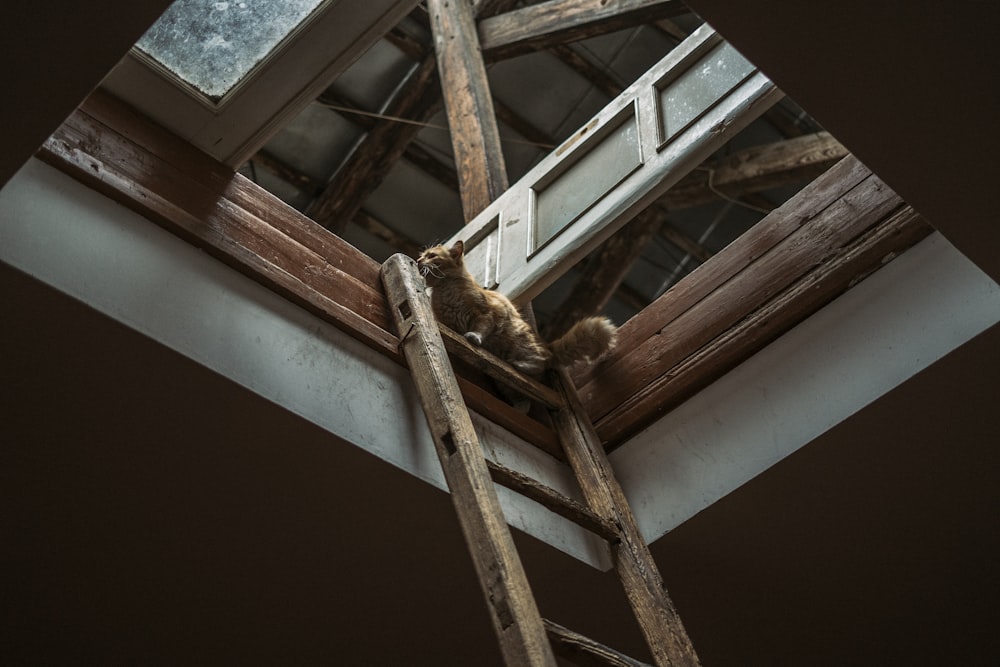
101,0,420,167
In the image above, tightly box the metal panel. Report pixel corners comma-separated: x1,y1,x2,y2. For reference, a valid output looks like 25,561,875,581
451,25,783,303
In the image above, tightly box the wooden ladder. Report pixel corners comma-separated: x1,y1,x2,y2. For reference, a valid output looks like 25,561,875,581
381,254,700,667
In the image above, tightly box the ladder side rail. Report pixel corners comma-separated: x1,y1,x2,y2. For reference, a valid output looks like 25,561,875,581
380,253,558,667
551,368,701,667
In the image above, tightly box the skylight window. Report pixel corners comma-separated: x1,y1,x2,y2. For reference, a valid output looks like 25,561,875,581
137,0,327,100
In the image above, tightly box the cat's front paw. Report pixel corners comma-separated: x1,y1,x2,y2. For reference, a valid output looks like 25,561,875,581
464,332,483,346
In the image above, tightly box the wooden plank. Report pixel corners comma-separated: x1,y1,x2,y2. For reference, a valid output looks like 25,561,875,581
428,0,509,220
543,619,651,667
576,155,872,380
551,368,700,666
307,56,442,233
480,0,688,60
595,206,933,446
581,169,904,422
40,106,397,355
80,91,385,289
485,461,620,543
381,254,558,667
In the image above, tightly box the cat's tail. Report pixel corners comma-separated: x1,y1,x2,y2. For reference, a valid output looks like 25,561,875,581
547,317,618,368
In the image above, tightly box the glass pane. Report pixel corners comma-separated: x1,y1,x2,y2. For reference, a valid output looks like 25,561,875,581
533,113,641,252
658,41,755,143
137,0,326,100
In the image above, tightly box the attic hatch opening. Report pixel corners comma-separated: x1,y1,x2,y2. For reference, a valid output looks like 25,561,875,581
240,11,830,337
136,0,328,103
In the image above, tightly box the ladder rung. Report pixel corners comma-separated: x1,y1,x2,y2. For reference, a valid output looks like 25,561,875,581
439,326,564,410
543,619,651,667
486,460,620,544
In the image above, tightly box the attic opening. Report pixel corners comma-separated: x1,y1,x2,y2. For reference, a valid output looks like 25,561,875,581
80,1,930,452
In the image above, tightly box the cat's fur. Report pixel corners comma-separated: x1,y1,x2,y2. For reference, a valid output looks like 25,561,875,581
416,240,617,382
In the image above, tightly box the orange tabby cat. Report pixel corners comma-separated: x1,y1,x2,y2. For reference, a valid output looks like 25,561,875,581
416,240,617,383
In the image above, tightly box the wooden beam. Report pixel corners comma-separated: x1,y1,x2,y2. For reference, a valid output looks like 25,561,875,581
577,156,935,447
660,131,848,210
381,254,558,666
43,92,932,462
306,56,442,233
480,0,689,60
428,0,509,219
40,91,561,459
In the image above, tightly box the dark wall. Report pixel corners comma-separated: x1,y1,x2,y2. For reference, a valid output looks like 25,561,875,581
0,3,172,187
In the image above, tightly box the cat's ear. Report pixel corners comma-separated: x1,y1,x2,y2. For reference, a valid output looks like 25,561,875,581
449,239,465,259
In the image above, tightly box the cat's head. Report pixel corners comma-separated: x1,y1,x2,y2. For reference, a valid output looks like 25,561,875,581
416,240,465,285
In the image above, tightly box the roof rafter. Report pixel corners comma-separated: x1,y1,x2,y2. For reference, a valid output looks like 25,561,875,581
306,56,442,233
479,0,689,60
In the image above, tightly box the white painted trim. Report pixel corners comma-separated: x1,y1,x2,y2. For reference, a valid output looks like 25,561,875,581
0,159,611,569
612,232,1000,545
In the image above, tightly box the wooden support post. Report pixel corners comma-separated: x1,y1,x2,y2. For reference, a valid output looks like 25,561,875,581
428,0,509,220
551,368,701,666
380,254,557,667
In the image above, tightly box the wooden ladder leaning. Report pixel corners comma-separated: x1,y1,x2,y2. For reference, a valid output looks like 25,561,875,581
381,254,700,667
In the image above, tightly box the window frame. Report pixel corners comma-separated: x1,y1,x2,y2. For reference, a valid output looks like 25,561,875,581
101,0,420,167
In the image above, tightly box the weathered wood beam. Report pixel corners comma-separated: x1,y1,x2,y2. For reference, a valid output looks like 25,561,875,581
428,0,509,219
480,0,689,61
577,156,935,447
42,90,561,458
660,132,847,210
306,56,442,233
